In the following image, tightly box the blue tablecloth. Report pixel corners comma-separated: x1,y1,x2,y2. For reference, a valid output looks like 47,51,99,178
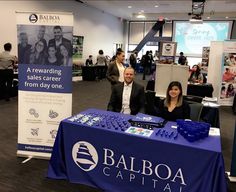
47,109,227,192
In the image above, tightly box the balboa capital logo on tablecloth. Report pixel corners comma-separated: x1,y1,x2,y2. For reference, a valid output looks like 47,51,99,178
72,141,98,171
72,140,187,191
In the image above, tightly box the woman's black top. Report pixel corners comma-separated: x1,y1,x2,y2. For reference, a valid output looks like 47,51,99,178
156,99,190,121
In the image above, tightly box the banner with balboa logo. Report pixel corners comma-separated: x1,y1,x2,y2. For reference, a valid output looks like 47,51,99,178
16,12,73,159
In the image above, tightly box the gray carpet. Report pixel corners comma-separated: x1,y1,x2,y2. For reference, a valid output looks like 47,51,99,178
0,75,235,192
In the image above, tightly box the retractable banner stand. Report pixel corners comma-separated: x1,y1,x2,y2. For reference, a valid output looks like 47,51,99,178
16,12,73,159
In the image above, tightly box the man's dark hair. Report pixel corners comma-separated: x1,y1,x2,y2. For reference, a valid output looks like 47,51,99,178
99,50,104,55
54,26,62,31
4,43,12,51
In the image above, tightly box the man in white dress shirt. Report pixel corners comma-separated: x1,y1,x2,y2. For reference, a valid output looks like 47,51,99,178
107,67,145,115
0,43,17,101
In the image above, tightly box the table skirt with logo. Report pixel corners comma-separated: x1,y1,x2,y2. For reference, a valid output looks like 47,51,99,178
47,109,227,192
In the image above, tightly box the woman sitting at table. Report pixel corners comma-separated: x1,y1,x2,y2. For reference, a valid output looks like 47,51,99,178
155,81,190,121
188,65,204,84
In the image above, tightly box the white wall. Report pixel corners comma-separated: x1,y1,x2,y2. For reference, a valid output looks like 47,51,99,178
0,1,124,63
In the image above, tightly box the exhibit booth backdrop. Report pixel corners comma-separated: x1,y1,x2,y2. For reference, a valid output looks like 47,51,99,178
208,40,236,106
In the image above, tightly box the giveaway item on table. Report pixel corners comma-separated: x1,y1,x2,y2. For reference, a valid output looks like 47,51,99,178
155,129,178,140
67,110,131,131
129,113,167,130
176,119,211,142
125,127,154,137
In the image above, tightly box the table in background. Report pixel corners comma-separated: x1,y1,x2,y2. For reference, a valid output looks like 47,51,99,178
47,109,227,192
146,80,214,98
82,66,107,81
0,71,18,100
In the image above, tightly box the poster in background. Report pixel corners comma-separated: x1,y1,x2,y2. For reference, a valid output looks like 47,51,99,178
220,41,236,106
159,42,177,64
72,36,84,78
201,47,210,73
202,47,210,66
17,12,73,158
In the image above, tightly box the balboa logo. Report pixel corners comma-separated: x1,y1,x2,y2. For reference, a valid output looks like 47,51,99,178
165,44,172,51
72,141,98,171
29,14,38,23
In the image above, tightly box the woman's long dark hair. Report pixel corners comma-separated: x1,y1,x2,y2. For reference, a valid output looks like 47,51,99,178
189,65,201,80
227,84,234,92
164,81,183,107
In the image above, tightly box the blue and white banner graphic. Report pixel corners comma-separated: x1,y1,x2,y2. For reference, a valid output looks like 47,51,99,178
219,41,236,106
16,12,73,158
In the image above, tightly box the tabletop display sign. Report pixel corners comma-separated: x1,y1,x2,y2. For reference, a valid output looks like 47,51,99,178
159,42,177,64
72,36,84,78
72,35,84,60
16,11,73,159
201,47,210,72
155,64,189,97
219,41,236,106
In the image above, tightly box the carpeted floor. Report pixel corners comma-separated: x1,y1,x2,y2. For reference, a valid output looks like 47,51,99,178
0,74,235,192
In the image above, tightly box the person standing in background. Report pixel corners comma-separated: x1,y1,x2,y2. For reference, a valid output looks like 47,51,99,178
178,52,187,65
111,48,122,62
107,50,125,88
129,51,137,71
141,51,152,80
96,50,107,80
0,43,17,101
149,50,154,74
96,50,107,66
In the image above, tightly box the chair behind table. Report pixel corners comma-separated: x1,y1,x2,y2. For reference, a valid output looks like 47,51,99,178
145,91,159,115
188,101,204,121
